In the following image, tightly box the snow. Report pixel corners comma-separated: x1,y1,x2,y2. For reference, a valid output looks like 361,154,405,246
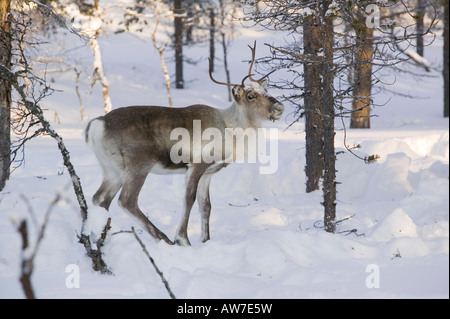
0,13,448,299
405,49,432,71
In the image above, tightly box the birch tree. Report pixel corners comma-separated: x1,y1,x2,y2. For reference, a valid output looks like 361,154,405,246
86,0,112,113
152,1,173,107
51,0,113,113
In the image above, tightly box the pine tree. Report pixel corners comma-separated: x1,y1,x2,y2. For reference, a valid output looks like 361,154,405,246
0,0,11,191
174,0,184,88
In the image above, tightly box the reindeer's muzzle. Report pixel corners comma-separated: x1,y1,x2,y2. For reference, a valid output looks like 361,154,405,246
270,102,284,121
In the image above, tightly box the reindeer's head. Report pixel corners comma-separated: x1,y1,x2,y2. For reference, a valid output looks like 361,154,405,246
209,42,284,126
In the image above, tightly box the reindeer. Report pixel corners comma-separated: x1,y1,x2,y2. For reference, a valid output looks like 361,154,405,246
85,42,284,246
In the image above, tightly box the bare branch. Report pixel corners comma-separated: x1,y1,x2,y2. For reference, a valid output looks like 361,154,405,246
16,192,62,299
18,220,35,299
131,227,176,299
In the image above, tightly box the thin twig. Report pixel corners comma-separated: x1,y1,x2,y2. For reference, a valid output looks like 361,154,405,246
313,213,364,236
16,192,62,299
131,227,176,299
228,202,250,207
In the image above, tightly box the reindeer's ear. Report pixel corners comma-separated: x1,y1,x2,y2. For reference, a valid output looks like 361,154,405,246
259,79,268,89
232,85,244,102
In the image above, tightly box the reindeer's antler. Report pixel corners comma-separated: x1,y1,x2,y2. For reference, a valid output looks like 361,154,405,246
247,41,276,84
209,58,238,87
209,41,275,88
247,41,257,81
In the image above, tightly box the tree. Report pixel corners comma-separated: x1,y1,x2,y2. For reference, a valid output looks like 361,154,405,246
153,3,173,107
443,0,449,117
174,0,184,88
217,0,237,102
302,1,324,193
416,0,426,56
0,0,110,273
319,1,336,233
0,0,11,191
89,0,112,113
240,0,438,232
242,0,337,231
209,4,215,73
49,0,113,114
350,8,374,129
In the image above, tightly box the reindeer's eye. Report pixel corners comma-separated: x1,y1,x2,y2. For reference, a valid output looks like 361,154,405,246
247,94,256,100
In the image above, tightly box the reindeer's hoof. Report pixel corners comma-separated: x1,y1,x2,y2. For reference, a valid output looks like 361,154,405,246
174,236,191,246
92,194,101,206
161,236,175,245
153,230,174,245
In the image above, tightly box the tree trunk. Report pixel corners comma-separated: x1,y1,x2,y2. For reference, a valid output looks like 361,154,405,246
321,3,336,234
219,0,232,102
0,0,11,191
303,12,324,193
350,25,373,129
90,0,112,113
89,37,112,113
209,7,215,73
185,2,193,44
416,0,425,57
221,32,232,102
152,5,172,107
443,0,449,118
174,0,184,89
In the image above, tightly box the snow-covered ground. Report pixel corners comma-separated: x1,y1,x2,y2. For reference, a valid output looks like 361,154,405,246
0,17,448,299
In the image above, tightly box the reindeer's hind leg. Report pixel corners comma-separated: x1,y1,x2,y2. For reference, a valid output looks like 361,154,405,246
118,166,173,245
89,124,123,211
93,167,122,211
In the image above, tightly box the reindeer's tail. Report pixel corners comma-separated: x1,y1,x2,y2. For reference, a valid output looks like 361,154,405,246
85,118,105,147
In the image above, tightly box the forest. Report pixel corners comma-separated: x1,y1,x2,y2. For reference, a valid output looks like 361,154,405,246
0,0,448,299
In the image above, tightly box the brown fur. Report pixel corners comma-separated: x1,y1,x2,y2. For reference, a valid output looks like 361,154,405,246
86,82,284,245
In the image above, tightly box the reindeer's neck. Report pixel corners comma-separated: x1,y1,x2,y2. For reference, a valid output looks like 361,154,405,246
221,102,261,129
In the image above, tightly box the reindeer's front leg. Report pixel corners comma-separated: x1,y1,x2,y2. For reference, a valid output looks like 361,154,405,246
174,164,208,246
197,174,212,243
